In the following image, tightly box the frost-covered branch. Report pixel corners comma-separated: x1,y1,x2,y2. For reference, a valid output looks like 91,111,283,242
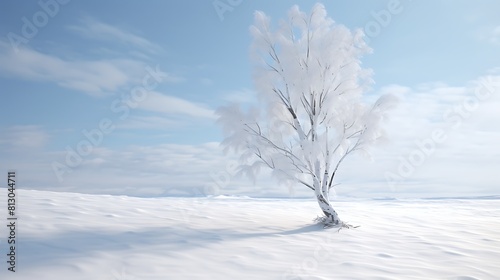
217,3,396,226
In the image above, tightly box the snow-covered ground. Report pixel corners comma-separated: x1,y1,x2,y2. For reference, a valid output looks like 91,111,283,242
1,190,499,280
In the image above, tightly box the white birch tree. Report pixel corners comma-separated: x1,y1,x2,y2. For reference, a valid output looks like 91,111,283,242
217,3,396,227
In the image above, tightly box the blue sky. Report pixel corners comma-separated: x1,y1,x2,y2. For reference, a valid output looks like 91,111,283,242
1,1,499,198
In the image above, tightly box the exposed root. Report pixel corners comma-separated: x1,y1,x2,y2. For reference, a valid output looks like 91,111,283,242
314,215,360,231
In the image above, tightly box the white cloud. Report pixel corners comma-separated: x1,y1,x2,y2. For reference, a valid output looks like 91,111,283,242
338,74,500,197
490,26,500,45
0,40,148,96
116,115,179,130
200,78,213,86
478,25,500,46
29,143,268,197
139,91,216,119
67,17,162,54
0,125,49,149
2,75,499,198
221,88,257,104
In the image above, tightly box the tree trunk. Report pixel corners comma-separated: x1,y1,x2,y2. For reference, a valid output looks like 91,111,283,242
314,187,340,225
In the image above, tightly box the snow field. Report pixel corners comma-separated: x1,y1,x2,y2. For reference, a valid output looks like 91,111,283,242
0,190,499,279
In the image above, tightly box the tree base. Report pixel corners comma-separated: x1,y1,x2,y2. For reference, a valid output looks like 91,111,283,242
314,215,360,231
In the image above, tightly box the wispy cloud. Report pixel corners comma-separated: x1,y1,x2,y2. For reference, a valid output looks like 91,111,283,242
477,25,500,46
117,115,179,130
67,17,162,54
375,77,498,150
344,74,500,196
0,125,49,149
61,143,272,197
2,75,499,198
221,88,257,104
490,26,500,45
0,40,149,96
139,91,216,119
200,78,213,86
